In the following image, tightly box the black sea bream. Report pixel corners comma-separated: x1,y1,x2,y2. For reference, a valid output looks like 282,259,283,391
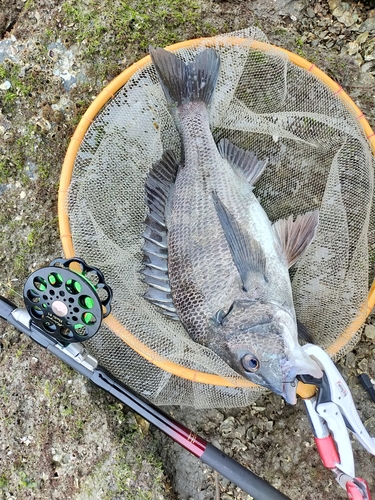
142,47,322,404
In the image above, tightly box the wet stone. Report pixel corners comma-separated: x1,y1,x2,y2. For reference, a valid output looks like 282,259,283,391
246,426,257,441
347,41,360,55
306,7,315,18
219,416,236,437
353,53,363,65
335,37,345,48
358,357,369,372
328,0,341,13
357,31,369,44
333,2,350,18
364,42,375,61
362,61,375,73
339,11,359,28
328,24,342,34
346,351,356,367
365,417,375,435
368,358,375,377
211,440,221,450
265,421,274,432
364,324,375,340
360,17,375,33
231,439,247,452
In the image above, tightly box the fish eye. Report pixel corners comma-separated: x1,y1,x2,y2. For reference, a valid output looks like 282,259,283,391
241,354,260,373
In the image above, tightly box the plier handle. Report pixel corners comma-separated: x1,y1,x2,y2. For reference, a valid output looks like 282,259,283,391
300,344,375,500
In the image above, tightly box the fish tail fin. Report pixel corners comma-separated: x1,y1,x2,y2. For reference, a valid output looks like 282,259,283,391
149,46,220,107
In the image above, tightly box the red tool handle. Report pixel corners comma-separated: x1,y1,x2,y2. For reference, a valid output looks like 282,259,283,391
314,436,340,468
346,478,372,500
315,436,372,500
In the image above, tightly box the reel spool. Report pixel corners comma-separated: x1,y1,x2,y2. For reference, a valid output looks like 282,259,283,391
23,258,112,344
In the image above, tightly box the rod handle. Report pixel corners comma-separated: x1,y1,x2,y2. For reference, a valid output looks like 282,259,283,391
201,443,291,500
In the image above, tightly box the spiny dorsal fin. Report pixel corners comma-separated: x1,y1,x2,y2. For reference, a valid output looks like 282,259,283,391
217,138,268,186
149,46,220,107
272,211,319,268
142,151,180,321
212,192,267,292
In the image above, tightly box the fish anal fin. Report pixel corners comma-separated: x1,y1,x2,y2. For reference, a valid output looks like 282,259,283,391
142,150,179,321
212,192,267,291
217,138,268,186
272,211,319,268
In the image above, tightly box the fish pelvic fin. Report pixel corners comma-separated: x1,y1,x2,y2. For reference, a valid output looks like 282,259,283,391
272,211,319,268
142,151,180,321
217,138,269,186
212,192,267,292
149,46,220,107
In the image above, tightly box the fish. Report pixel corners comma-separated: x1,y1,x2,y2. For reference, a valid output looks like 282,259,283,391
142,46,323,404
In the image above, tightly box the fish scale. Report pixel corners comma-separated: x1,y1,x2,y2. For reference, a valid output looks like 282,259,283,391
169,124,287,330
145,46,323,404
170,154,245,325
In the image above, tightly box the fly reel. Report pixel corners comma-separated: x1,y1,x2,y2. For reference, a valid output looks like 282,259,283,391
23,258,112,343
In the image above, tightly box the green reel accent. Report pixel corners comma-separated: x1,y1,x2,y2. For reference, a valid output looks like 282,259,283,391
23,257,113,344
48,272,64,287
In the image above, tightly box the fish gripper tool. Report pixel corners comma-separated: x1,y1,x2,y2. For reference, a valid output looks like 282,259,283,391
299,344,375,500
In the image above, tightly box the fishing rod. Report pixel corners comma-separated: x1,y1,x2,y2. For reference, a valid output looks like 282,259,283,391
0,257,290,500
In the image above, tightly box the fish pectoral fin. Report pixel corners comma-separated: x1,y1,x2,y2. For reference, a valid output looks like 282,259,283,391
142,150,179,320
212,192,267,291
272,210,319,268
217,138,268,186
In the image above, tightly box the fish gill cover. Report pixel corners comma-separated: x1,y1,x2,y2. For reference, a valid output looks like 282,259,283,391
66,28,374,409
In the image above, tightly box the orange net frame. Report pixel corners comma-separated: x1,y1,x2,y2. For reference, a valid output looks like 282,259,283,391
58,37,375,398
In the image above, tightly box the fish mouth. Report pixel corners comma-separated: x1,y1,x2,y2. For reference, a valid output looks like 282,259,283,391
279,354,323,404
278,361,300,404
260,377,298,405
281,350,323,381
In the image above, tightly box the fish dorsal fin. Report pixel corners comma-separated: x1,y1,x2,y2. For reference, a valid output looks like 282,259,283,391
149,46,220,107
142,151,180,320
217,138,268,186
272,211,319,268
212,192,267,292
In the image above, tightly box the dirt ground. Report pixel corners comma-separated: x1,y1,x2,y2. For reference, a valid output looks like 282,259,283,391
0,0,375,499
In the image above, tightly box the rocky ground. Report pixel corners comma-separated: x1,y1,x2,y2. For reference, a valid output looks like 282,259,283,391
0,0,375,499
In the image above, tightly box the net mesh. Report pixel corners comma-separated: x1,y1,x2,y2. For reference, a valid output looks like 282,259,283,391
66,28,374,408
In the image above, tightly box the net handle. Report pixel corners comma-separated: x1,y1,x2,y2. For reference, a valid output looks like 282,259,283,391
58,36,375,395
